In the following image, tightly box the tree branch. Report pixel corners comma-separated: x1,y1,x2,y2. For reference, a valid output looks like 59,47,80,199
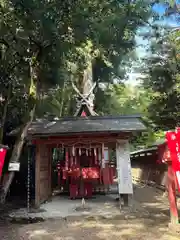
0,39,10,48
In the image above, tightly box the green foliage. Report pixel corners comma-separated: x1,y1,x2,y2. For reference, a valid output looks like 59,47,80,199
142,27,180,130
94,83,159,148
65,0,152,82
95,83,150,115
0,0,153,134
1,0,167,150
36,81,76,118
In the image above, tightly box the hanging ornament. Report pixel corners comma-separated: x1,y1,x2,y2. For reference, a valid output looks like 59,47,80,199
72,145,75,157
89,147,92,156
99,147,102,164
65,148,69,170
70,147,73,167
102,143,105,169
74,147,77,165
94,148,96,156
72,146,75,165
89,149,92,166
94,148,97,165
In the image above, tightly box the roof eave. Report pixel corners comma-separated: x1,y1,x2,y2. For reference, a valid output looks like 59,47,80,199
29,129,146,138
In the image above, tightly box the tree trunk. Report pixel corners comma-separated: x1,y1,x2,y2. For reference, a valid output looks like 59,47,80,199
59,81,66,117
0,101,8,143
81,62,93,95
0,84,12,143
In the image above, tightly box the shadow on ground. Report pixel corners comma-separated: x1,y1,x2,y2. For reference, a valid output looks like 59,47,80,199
0,215,179,240
0,183,180,240
133,183,180,218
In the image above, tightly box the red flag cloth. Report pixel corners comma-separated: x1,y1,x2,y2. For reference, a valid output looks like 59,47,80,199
58,172,61,186
84,182,92,198
166,131,180,191
70,183,78,199
68,165,80,179
62,168,67,179
0,148,7,177
175,129,180,190
166,132,180,171
81,167,100,179
102,167,110,185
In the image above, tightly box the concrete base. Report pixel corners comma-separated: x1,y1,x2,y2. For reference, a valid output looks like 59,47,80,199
120,194,129,206
6,194,145,221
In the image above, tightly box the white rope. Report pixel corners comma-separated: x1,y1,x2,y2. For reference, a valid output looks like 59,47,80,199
42,140,115,148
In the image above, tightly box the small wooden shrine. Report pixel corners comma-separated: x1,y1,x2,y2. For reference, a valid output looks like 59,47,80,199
16,76,146,207
31,116,145,207
25,97,145,207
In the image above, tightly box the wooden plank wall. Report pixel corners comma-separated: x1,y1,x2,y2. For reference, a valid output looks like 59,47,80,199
131,152,180,195
35,144,51,207
131,164,167,187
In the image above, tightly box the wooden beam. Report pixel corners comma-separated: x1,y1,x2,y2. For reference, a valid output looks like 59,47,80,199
32,133,132,146
33,132,130,140
48,147,52,198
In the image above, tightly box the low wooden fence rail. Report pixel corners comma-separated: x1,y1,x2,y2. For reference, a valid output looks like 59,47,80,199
131,166,180,197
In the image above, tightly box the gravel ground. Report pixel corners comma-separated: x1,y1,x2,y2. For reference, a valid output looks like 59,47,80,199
0,184,180,240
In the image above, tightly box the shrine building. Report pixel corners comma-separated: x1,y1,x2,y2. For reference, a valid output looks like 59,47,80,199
23,95,146,207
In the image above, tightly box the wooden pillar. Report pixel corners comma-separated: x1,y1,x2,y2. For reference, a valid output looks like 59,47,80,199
167,163,179,224
35,144,51,208
116,139,133,208
48,146,52,198
35,144,40,208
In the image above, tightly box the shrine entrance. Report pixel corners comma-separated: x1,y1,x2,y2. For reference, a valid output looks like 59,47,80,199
53,144,116,197
33,127,139,208
34,134,120,207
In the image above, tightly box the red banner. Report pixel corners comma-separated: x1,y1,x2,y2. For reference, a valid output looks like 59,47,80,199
166,131,180,191
81,167,100,179
0,148,7,177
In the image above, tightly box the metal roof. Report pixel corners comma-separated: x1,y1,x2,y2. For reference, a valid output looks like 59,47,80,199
131,147,157,156
22,115,146,137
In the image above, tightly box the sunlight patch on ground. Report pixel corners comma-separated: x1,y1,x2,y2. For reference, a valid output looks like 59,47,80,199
28,229,50,238
79,222,115,229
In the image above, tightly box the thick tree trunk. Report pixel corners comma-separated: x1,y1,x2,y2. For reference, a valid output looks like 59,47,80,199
0,101,8,143
81,62,93,95
0,84,11,143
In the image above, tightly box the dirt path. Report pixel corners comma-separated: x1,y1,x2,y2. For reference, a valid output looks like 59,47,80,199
0,184,180,240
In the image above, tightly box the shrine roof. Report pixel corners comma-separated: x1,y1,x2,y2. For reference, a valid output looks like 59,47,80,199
13,115,146,137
